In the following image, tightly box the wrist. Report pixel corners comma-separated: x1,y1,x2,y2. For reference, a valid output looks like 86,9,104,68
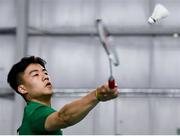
95,88,101,102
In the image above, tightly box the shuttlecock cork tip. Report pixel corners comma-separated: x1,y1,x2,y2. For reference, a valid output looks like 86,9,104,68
148,17,156,24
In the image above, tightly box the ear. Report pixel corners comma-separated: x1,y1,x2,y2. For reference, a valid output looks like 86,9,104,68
17,85,28,95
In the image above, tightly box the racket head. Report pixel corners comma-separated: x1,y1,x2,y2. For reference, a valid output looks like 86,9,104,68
95,19,119,66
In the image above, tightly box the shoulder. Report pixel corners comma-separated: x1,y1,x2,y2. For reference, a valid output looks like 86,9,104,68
25,101,56,117
25,101,57,131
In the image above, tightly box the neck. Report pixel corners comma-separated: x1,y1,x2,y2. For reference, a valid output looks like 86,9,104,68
26,94,52,106
31,99,51,106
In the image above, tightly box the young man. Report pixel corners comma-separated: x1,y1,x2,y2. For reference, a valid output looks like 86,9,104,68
7,56,119,135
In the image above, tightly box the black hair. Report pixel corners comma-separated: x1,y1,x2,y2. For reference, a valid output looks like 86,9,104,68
7,56,46,99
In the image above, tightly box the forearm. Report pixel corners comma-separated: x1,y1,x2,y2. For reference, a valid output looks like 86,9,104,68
58,90,99,126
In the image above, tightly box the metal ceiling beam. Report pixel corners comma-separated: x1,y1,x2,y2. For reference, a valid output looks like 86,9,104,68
0,27,16,34
28,26,180,36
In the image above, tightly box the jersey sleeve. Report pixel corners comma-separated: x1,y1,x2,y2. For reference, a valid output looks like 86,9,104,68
29,106,56,133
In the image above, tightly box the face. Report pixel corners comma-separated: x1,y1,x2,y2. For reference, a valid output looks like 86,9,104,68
18,63,53,101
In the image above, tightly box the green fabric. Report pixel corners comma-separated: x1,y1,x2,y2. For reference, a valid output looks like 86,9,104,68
18,101,62,135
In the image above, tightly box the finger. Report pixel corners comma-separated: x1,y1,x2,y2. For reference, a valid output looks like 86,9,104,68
114,83,118,88
114,91,119,96
100,88,107,95
110,86,119,93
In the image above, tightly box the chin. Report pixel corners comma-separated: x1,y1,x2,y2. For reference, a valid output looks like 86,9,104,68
44,87,53,95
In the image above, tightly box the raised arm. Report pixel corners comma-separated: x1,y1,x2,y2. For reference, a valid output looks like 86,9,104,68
45,83,119,131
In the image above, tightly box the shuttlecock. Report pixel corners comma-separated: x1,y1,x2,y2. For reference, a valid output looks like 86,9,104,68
148,4,169,24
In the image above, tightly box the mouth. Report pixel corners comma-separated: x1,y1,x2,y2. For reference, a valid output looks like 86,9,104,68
45,82,52,87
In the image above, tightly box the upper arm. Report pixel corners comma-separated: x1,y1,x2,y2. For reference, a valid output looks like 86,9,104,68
45,111,69,131
30,106,66,133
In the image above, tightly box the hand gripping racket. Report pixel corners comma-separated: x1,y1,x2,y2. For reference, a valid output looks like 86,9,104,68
95,19,119,89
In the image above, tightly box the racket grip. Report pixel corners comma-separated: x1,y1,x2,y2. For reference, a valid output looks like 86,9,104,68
108,76,115,89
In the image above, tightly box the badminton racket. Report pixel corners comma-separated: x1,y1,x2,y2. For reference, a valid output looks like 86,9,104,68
95,19,119,89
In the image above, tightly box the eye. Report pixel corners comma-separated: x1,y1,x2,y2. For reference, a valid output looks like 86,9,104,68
33,74,39,77
44,72,48,75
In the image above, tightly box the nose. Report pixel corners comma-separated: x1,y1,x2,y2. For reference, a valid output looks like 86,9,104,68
42,74,49,81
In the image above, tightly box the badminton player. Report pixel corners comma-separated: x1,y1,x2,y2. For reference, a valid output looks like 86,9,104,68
7,56,119,135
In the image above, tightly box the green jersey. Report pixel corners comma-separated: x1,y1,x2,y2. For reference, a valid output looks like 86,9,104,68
18,101,62,135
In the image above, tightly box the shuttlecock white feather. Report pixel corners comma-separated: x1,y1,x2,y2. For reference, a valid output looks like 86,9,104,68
148,4,169,24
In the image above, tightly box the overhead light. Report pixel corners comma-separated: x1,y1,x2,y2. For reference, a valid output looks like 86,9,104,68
173,33,179,38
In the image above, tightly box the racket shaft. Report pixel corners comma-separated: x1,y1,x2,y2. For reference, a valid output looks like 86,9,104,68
108,76,115,89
